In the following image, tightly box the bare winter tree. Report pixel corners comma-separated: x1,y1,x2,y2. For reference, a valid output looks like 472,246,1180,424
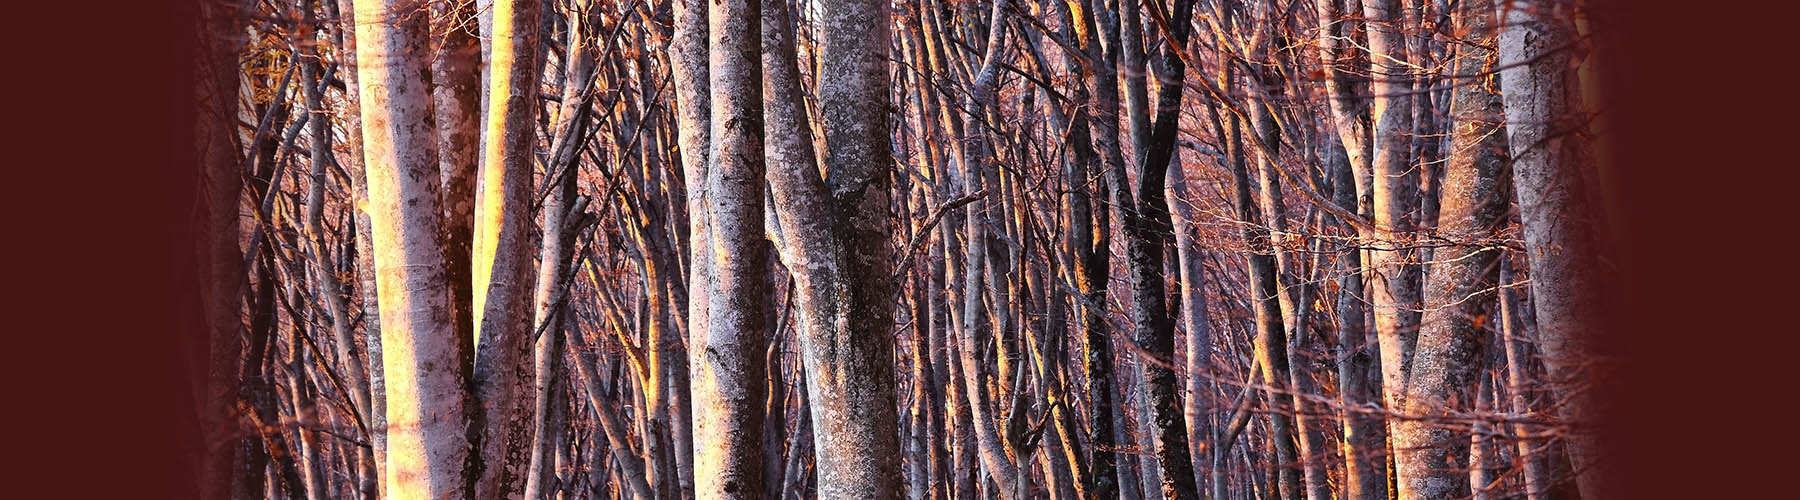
194,1,1619,498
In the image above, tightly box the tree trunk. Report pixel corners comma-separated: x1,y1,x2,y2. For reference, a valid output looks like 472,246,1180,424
195,0,245,497
350,0,473,496
689,0,774,494
471,1,549,498
762,0,906,495
1391,0,1513,497
1363,0,1425,412
1496,2,1615,498
432,0,482,352
1116,1,1201,497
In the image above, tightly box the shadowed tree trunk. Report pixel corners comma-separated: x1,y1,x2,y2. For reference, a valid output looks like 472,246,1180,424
1496,2,1615,498
195,1,246,497
470,1,549,498
1114,0,1201,497
432,0,482,354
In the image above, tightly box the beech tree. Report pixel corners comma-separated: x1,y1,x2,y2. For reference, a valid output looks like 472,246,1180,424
191,0,1620,499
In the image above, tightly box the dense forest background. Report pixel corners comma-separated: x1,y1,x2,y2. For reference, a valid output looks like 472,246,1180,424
171,0,1663,498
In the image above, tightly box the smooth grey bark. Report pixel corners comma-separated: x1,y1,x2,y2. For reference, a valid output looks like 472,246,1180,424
1363,0,1426,416
950,2,1025,498
524,5,595,500
1391,1,1513,494
1469,371,1496,500
1496,2,1614,498
433,0,482,352
1217,91,1301,500
761,0,905,495
524,57,588,497
295,6,376,491
1167,158,1213,497
689,0,773,494
350,0,473,497
1241,50,1312,500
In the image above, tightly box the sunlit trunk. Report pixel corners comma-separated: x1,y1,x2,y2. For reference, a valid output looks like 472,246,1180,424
351,0,472,496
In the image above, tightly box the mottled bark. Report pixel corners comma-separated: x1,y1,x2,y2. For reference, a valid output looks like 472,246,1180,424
668,0,714,494
1364,0,1427,416
470,1,549,498
350,0,473,497
689,0,773,494
433,0,482,352
1115,0,1201,497
1069,0,1128,495
1496,2,1614,497
762,0,905,495
1391,3,1513,496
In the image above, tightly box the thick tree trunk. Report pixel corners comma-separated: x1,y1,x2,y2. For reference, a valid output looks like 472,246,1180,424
762,0,905,495
471,2,549,499
350,1,473,497
689,0,773,494
1391,2,1513,495
1496,2,1614,498
1363,0,1425,412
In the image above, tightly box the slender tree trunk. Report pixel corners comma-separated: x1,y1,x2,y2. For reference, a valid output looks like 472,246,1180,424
329,3,387,495
668,0,714,494
1497,258,1548,500
1328,135,1388,500
1115,1,1200,497
1069,1,1130,495
524,67,587,497
1167,160,1214,496
574,349,657,500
